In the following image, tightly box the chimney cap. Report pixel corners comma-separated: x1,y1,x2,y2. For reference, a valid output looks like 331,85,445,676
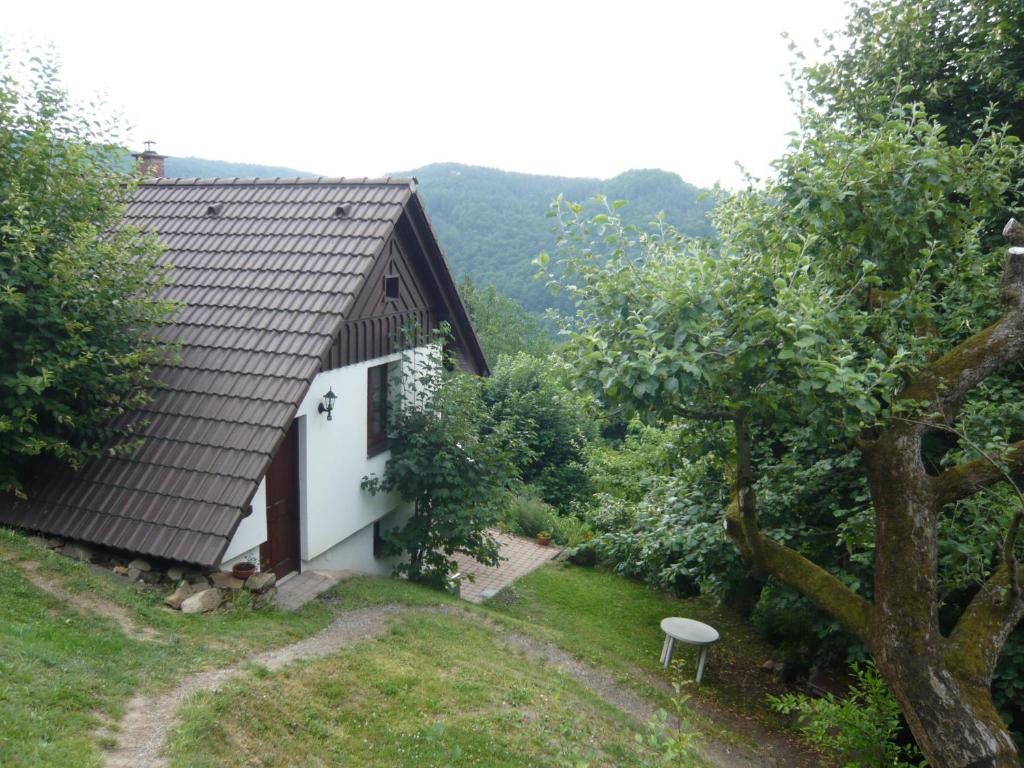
133,140,165,159
132,141,166,178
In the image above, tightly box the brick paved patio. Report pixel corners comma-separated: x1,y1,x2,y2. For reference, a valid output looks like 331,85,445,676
453,530,561,603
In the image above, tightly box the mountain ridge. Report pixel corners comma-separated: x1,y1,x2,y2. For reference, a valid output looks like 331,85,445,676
155,156,715,313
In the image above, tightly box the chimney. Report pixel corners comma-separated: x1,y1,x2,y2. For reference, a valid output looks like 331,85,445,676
132,140,166,177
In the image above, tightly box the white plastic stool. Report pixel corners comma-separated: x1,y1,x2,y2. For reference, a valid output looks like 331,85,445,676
660,617,720,683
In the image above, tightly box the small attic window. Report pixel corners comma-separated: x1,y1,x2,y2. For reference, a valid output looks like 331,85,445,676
205,203,222,217
384,275,400,300
334,204,349,218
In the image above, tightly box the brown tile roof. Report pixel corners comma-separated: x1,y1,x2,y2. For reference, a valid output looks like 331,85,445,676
0,177,421,566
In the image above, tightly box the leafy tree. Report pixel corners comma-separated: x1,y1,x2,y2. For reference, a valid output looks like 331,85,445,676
547,100,1024,765
458,277,554,362
362,343,518,587
482,352,596,512
0,45,174,496
801,0,1024,145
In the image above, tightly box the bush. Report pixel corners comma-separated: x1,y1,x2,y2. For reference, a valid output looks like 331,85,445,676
0,45,175,495
550,514,592,548
362,343,519,587
505,492,557,539
483,352,597,512
769,661,922,768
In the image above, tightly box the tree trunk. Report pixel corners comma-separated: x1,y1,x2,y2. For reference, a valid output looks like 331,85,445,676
863,427,1021,767
872,643,1019,767
880,653,1019,766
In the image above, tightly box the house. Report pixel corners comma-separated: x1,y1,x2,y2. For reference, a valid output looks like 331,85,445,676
0,172,488,578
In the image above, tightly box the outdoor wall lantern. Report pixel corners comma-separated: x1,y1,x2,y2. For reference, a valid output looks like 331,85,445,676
318,387,337,421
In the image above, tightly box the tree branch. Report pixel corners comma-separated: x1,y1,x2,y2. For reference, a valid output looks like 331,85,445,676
678,407,734,422
934,440,1024,504
723,494,874,639
901,223,1024,422
901,311,1024,423
947,563,1024,686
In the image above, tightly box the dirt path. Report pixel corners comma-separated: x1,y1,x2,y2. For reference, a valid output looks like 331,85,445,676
100,603,813,768
12,559,160,641
491,620,813,768
103,605,407,768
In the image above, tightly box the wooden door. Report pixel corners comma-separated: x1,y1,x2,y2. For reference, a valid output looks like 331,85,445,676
261,421,300,577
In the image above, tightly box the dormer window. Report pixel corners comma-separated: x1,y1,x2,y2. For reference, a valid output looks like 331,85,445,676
384,275,400,300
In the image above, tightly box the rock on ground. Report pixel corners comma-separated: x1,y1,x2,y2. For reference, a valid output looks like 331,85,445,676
210,572,244,590
180,588,222,614
164,583,199,610
244,573,276,593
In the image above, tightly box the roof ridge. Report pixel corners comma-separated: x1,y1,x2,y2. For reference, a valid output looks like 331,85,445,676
141,176,417,187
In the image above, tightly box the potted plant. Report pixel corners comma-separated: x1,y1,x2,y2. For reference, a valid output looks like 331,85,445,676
231,559,257,580
536,531,552,546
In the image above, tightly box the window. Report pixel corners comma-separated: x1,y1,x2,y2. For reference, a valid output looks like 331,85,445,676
384,274,400,300
367,363,389,456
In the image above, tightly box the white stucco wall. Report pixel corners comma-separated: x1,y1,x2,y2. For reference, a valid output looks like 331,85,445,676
299,351,405,562
221,345,435,573
222,477,267,562
304,504,411,574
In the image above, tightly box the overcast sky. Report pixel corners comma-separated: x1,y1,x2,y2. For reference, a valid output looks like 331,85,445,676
6,0,851,189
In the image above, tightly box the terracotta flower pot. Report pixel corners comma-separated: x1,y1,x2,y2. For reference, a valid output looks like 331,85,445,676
232,562,256,580
536,534,552,547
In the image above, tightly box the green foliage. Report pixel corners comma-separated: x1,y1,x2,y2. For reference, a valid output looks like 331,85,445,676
362,341,519,587
482,351,597,512
549,106,1021,439
546,39,1024,747
550,514,593,549
800,0,1024,146
163,155,315,179
589,464,741,598
0,45,176,496
769,662,923,768
635,666,702,766
993,630,1024,742
458,276,554,362
587,419,702,503
406,163,716,315
504,491,558,539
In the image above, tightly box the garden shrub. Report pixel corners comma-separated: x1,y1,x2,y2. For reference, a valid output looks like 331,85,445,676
550,514,592,548
505,491,558,538
362,342,519,587
482,352,597,512
769,662,922,768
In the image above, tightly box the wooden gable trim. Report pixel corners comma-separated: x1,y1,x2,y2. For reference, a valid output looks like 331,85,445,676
319,231,439,371
317,193,489,376
396,199,489,376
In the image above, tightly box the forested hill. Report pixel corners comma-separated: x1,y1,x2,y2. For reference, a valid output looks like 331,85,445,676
403,163,716,313
161,156,316,179
139,155,714,315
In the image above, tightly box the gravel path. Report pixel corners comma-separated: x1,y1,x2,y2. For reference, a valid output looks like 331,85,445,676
103,605,405,768
101,603,810,768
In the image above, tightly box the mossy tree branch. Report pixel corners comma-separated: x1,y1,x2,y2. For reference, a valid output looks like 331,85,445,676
723,492,875,639
724,413,875,640
934,440,1024,504
947,564,1024,685
902,229,1024,423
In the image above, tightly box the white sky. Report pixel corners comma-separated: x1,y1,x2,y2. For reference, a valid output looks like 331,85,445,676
5,0,851,189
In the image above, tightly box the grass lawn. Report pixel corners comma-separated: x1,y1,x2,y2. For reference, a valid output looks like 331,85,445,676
487,562,795,726
0,528,805,767
167,610,674,768
0,529,333,768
